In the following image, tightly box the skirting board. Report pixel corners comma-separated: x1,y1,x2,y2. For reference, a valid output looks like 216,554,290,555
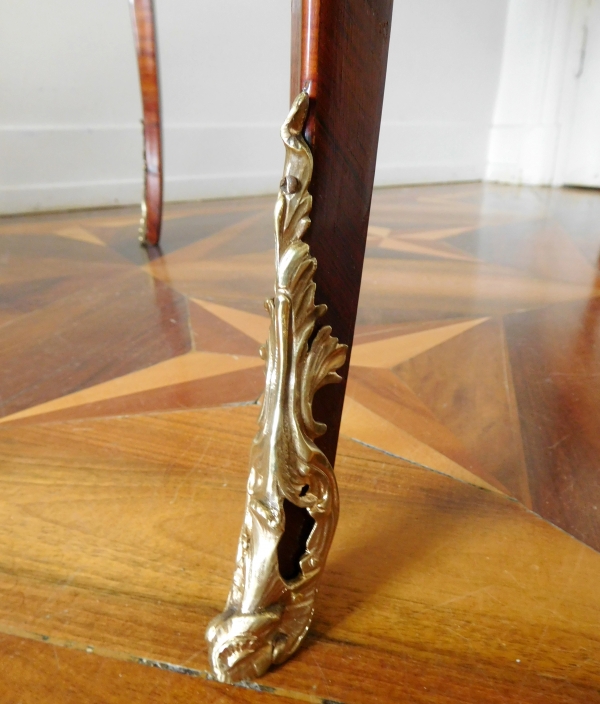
485,124,563,186
375,121,488,186
0,123,283,214
1,121,489,214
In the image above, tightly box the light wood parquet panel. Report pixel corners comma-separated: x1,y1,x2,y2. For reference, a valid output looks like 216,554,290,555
1,183,600,700
0,631,301,704
0,407,598,703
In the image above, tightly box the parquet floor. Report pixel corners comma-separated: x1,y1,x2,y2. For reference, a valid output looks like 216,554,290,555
1,183,599,702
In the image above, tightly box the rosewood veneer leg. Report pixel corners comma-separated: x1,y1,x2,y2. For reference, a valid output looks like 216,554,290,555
129,0,163,247
206,0,393,683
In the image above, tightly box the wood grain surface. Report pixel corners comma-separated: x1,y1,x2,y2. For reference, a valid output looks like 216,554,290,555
0,406,598,702
301,0,394,468
505,297,600,550
129,0,163,246
2,182,600,701
0,632,300,704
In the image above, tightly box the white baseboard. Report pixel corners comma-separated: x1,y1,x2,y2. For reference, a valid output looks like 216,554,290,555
0,123,282,214
375,162,484,185
486,124,562,186
375,121,487,185
1,120,490,214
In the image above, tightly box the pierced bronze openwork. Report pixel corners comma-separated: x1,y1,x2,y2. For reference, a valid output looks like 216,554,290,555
206,91,347,683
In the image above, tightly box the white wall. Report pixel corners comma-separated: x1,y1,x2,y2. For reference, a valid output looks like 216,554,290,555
0,0,509,215
486,0,584,186
376,0,509,186
0,0,291,214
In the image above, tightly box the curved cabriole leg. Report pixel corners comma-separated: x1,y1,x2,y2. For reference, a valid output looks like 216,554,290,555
206,0,394,683
129,0,163,247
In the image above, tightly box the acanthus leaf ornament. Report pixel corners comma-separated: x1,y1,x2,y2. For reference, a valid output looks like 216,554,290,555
205,90,347,684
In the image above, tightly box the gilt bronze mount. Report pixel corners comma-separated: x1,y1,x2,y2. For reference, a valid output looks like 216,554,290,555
205,91,347,683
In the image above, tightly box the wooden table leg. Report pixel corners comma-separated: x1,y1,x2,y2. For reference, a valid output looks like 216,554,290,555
206,0,393,683
292,0,393,464
129,0,163,247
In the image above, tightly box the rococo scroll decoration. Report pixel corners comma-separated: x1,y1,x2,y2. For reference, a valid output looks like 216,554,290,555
206,91,347,684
